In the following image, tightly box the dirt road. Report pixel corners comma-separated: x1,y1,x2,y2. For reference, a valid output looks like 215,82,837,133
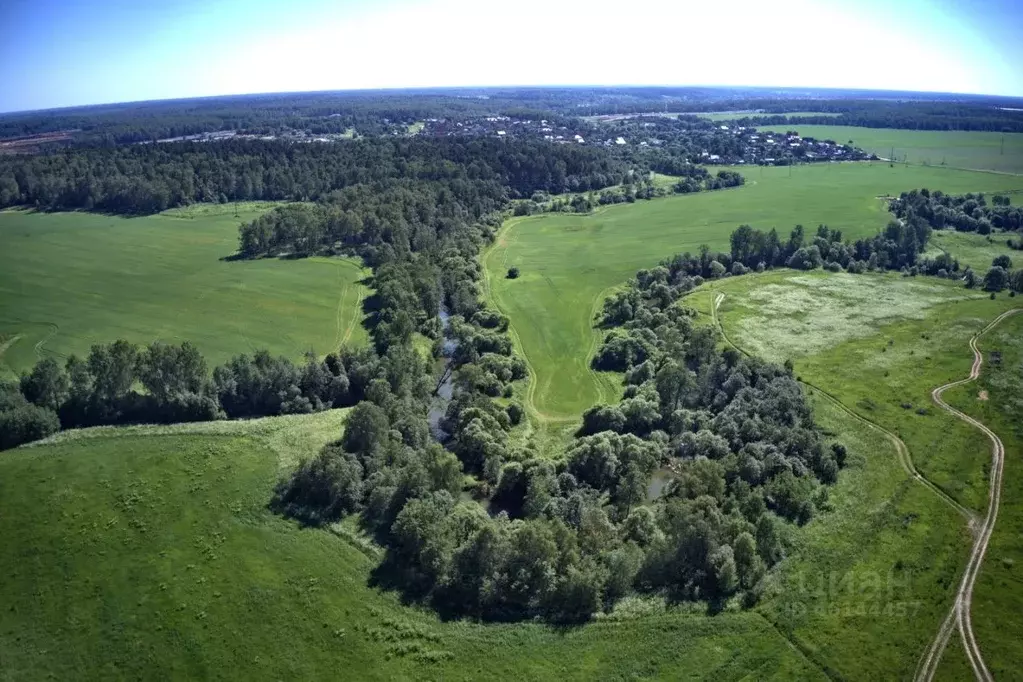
916,308,1021,682
711,292,1020,681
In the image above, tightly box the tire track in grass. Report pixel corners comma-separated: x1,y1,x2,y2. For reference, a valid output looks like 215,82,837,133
917,308,1021,682
714,292,1020,682
0,334,24,378
712,293,975,522
34,323,60,360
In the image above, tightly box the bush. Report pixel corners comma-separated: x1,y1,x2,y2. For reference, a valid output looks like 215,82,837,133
271,444,364,525
984,266,1008,292
507,267,520,279
0,399,60,450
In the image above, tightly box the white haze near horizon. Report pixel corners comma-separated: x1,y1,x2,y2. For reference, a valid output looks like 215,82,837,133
1,0,1020,111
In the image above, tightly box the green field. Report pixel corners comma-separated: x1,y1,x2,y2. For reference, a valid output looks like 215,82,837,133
0,205,368,378
484,163,1023,419
0,411,830,680
757,125,1023,175
690,270,1023,675
943,313,1023,679
5,271,1020,679
929,229,1019,272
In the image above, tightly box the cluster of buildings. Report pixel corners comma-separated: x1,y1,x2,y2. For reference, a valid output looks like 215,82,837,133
144,115,874,168
420,116,596,144
703,126,876,165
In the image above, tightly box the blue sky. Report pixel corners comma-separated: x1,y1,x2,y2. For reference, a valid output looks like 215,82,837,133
1,0,1021,112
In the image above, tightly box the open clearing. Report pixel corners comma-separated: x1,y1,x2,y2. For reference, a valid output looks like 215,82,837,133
484,163,1023,419
928,229,1019,272
0,204,368,378
756,125,1023,175
698,271,1023,676
941,313,1023,679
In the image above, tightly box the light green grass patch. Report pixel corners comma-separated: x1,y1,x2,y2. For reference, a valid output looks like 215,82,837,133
0,206,369,377
35,407,350,470
760,393,969,680
941,312,1023,677
722,271,981,362
710,271,1022,511
930,229,1019,272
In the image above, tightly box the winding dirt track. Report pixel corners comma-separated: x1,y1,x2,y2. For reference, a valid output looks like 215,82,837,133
916,308,1021,682
712,293,1022,681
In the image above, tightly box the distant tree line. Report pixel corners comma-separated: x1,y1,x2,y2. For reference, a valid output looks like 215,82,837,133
724,100,1023,133
513,170,745,216
4,90,1021,151
0,137,629,215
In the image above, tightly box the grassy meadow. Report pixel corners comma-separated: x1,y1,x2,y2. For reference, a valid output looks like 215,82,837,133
928,229,1020,272
2,381,994,680
700,270,1019,513
0,411,829,681
690,270,1023,676
3,282,1015,680
484,163,1023,419
0,204,368,378
942,312,1023,678
757,125,1023,175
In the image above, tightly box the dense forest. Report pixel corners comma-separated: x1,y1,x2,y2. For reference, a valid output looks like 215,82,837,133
726,100,1023,132
0,138,628,214
275,257,840,622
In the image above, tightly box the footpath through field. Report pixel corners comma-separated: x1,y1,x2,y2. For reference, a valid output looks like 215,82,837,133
712,292,1020,682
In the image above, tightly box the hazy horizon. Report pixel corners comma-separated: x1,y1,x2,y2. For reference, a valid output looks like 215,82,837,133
4,83,1023,117
2,0,1022,113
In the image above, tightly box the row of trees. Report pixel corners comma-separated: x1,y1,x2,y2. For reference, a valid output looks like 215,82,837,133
513,170,745,217
725,100,1023,133
1,341,389,449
